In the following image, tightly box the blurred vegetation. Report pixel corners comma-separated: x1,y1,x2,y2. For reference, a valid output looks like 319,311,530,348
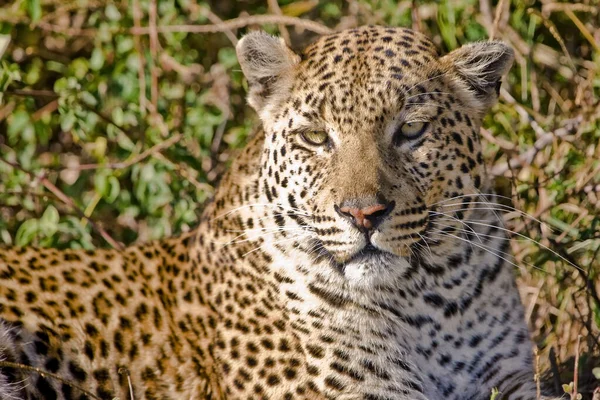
0,0,599,396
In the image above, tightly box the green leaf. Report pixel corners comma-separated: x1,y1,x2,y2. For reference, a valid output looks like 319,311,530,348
26,0,42,22
60,110,77,132
7,110,31,140
90,47,105,71
15,219,39,246
39,205,59,237
0,35,10,59
80,91,98,107
106,176,121,203
105,4,122,21
94,171,109,197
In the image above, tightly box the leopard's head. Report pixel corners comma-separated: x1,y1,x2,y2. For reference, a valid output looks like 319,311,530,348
236,26,513,281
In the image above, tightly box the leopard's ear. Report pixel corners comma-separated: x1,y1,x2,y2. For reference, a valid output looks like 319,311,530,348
440,41,514,112
236,31,300,115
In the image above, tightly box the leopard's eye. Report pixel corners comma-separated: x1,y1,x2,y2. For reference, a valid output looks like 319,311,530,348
301,131,329,146
399,121,428,139
393,121,430,146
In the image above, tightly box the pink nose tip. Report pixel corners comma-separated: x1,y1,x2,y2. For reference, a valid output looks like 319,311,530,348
338,203,392,230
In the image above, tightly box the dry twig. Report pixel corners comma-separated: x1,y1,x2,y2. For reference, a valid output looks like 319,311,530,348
491,110,582,176
65,134,183,171
148,0,160,112
0,361,102,400
571,335,581,400
130,14,332,35
131,0,148,114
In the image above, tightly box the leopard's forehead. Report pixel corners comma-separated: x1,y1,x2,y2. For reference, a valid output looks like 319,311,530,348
282,26,446,132
299,26,440,81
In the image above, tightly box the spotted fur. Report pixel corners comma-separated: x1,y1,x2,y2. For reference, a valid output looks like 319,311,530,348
1,26,556,400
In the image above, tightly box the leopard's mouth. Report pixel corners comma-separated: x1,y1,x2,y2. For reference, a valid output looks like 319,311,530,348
343,243,393,263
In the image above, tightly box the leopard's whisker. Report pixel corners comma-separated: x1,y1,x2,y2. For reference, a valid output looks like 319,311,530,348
412,233,433,259
429,228,548,274
430,221,510,242
425,231,547,273
455,219,583,272
438,202,544,226
214,203,311,220
241,232,311,258
430,192,515,206
428,211,483,243
222,227,313,247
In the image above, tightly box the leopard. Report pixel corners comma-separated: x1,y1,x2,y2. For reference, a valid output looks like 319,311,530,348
0,25,557,400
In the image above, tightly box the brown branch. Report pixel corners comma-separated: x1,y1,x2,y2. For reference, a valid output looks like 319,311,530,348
572,335,581,400
201,7,237,45
411,0,422,32
549,347,563,395
564,8,600,53
132,0,148,114
490,0,507,39
534,347,541,400
0,157,124,250
32,99,59,121
267,0,291,46
34,21,96,36
0,101,16,123
65,133,182,171
491,116,582,176
30,14,332,38
5,89,59,98
148,0,160,111
130,15,333,35
153,153,214,194
0,361,102,400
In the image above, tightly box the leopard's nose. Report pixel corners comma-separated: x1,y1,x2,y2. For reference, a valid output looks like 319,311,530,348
335,197,395,231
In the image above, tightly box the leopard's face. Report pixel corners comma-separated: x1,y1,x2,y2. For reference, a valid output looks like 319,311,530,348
237,26,513,281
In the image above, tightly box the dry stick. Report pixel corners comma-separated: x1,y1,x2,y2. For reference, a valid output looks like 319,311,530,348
148,0,159,112
572,335,581,400
31,99,58,122
411,0,422,32
564,9,600,53
549,347,562,395
34,20,96,36
65,133,183,171
33,14,332,37
202,7,238,45
527,9,576,71
0,157,124,250
7,89,58,97
130,14,333,35
542,3,599,15
491,116,582,176
534,347,541,400
131,0,148,113
118,368,136,400
490,0,507,40
0,361,102,400
153,152,214,193
267,0,291,46
0,101,16,122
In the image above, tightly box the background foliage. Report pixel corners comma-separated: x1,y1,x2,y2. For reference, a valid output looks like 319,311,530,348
0,0,599,396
